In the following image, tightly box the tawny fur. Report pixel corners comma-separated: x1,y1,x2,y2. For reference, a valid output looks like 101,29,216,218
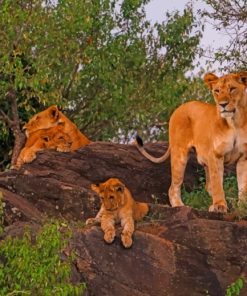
23,105,90,150
15,125,72,168
86,178,149,248
136,72,247,213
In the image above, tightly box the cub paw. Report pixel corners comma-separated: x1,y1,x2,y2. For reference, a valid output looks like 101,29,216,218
86,218,97,225
104,230,115,244
209,203,227,213
121,233,133,248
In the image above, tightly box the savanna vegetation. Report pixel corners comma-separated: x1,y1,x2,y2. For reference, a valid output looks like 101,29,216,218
0,0,246,293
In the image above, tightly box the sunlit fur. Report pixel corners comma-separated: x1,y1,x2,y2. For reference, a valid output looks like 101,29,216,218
86,178,149,248
136,72,247,213
15,125,72,169
23,105,91,150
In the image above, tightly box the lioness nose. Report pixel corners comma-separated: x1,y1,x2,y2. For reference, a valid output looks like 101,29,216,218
219,102,228,108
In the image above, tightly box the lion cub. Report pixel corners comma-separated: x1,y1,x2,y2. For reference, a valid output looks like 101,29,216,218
86,178,149,248
15,125,72,169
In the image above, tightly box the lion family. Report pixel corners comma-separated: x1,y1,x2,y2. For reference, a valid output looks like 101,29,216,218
16,72,247,247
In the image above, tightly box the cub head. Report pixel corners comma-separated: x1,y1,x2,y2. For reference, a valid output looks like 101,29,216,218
204,72,247,119
41,127,72,152
23,105,63,138
91,178,125,211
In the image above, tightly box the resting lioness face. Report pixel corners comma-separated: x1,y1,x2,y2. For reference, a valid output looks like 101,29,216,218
86,178,149,248
135,72,247,213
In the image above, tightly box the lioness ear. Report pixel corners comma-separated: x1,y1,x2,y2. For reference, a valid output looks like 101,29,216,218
204,73,219,90
115,184,125,193
49,105,59,120
239,72,247,86
91,183,101,194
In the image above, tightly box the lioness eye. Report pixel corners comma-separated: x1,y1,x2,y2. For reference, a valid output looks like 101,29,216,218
214,89,219,94
109,196,114,199
230,87,236,93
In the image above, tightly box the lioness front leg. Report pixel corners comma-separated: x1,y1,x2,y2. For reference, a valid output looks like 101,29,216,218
101,215,116,244
121,216,135,248
14,148,37,169
207,157,227,213
236,157,247,203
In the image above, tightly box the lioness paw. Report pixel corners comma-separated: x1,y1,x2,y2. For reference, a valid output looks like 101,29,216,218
104,230,115,244
121,234,133,248
23,153,36,164
209,203,227,213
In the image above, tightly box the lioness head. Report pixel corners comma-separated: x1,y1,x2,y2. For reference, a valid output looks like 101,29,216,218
204,72,247,119
91,178,125,211
23,105,63,137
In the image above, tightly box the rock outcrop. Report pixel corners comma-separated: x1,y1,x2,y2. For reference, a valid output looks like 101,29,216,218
0,142,246,296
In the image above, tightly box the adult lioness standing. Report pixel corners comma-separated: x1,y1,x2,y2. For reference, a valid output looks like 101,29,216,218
136,72,247,213
23,105,91,150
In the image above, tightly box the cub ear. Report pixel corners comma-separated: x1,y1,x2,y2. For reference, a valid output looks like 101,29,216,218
49,105,60,120
91,183,101,194
41,135,50,142
204,73,219,90
238,72,247,86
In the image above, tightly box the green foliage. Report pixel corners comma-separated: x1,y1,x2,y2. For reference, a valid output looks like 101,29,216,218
0,222,85,295
0,191,4,235
201,0,247,70
225,278,245,296
0,0,202,168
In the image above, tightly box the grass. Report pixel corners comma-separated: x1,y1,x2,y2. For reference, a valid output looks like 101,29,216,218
182,171,247,217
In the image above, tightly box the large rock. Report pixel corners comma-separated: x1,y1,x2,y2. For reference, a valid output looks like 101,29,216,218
0,142,200,224
0,142,245,296
71,206,247,296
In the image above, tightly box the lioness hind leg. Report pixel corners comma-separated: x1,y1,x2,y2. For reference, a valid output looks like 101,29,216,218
236,158,247,203
204,166,212,195
169,149,189,207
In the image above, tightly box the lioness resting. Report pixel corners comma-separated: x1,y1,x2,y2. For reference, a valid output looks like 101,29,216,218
23,105,90,150
86,178,149,248
136,72,247,213
15,125,72,168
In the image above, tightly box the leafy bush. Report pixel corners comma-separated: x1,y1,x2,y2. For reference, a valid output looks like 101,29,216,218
225,277,245,296
0,191,3,234
0,222,85,295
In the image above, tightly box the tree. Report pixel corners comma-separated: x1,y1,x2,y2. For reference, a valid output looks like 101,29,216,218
0,0,202,169
201,0,247,70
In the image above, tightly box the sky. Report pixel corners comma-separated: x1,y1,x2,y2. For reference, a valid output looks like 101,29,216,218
144,0,230,72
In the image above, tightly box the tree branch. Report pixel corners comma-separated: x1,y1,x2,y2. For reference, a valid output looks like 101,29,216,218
6,89,26,167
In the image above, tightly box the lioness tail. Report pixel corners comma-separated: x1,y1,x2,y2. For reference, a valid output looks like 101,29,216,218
135,135,170,163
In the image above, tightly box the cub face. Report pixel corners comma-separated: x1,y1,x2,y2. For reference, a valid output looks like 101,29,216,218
91,178,125,211
43,131,72,152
